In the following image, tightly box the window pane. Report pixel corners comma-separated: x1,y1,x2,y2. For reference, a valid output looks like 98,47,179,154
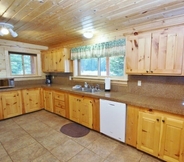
24,55,36,74
80,58,98,75
100,57,107,76
110,56,124,76
10,54,23,75
100,56,124,76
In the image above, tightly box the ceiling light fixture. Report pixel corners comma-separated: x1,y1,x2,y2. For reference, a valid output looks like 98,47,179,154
0,22,18,37
83,31,93,39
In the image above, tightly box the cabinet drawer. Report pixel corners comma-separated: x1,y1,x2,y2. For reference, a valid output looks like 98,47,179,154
54,92,65,101
55,99,65,108
55,107,65,117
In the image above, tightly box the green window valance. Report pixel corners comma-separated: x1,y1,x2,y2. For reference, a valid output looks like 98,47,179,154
71,38,126,60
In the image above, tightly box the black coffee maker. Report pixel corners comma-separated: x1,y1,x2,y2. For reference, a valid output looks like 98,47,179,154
45,75,52,85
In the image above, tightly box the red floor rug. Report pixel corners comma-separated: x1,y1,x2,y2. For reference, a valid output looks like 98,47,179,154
60,123,90,138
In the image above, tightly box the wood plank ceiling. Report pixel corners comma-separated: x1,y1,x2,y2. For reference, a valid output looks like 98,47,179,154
0,0,184,47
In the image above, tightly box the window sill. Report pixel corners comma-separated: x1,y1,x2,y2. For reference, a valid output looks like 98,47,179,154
72,76,128,86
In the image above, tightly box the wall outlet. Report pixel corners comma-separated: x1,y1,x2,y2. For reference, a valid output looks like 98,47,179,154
138,80,141,86
52,76,54,79
69,76,72,80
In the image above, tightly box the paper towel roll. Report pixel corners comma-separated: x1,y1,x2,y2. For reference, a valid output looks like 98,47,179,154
105,78,111,91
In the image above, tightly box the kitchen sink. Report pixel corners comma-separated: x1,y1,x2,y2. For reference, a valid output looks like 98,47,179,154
73,87,102,93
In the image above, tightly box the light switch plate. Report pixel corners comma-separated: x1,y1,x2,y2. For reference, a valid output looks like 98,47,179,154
138,80,141,86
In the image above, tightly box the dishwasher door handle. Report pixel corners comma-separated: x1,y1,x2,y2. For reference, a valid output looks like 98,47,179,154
109,103,115,106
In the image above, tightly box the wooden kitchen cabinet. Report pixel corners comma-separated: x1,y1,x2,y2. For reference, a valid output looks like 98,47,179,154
126,32,151,74
53,91,69,118
137,110,184,162
126,26,184,75
69,94,93,129
43,89,53,112
126,105,139,147
151,27,184,75
42,47,72,73
22,88,42,113
1,90,22,119
137,111,161,156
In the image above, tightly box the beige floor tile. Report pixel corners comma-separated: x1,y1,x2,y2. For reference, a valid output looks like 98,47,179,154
13,113,39,126
32,152,60,162
3,134,37,154
51,139,84,162
140,154,164,162
21,120,49,132
0,155,12,162
0,143,8,158
68,148,104,162
105,144,142,162
87,135,119,158
36,129,68,151
40,115,70,128
0,121,21,136
73,130,101,147
0,127,28,143
9,142,47,162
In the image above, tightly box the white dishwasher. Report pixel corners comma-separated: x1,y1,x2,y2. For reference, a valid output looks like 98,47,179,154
100,99,126,142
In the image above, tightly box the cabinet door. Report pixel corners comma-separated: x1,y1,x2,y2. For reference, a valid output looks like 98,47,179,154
69,95,80,123
23,88,41,113
2,91,22,118
151,29,184,74
55,50,64,72
0,94,3,120
126,105,139,147
44,90,53,112
79,98,93,128
126,33,151,74
92,98,100,131
137,112,161,156
42,53,50,72
159,116,184,162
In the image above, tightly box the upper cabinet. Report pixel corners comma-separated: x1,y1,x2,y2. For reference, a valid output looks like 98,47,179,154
126,33,151,74
42,47,73,73
126,26,184,75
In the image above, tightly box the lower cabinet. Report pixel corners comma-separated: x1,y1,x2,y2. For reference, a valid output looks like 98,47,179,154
1,90,22,119
53,91,69,118
43,89,53,112
69,94,93,129
125,105,139,147
22,88,42,113
137,109,184,162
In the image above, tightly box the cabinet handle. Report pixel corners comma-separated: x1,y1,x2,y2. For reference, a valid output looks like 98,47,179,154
150,71,153,73
146,70,149,73
162,120,165,123
109,103,115,106
156,119,159,122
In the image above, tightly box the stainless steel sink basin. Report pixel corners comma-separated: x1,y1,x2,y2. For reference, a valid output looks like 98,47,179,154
73,87,102,93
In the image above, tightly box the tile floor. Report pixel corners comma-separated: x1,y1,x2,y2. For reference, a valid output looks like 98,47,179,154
0,110,164,162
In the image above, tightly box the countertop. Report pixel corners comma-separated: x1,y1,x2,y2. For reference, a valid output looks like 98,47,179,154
1,84,184,116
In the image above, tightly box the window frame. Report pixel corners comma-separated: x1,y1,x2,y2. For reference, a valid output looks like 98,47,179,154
9,52,38,76
5,48,42,78
73,56,128,85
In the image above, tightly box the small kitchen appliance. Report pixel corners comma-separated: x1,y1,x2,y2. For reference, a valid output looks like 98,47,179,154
45,75,52,85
